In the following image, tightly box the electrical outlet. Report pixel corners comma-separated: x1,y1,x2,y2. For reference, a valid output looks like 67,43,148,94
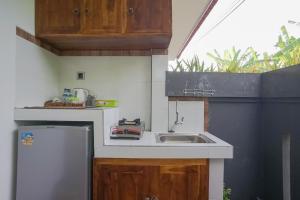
77,72,85,80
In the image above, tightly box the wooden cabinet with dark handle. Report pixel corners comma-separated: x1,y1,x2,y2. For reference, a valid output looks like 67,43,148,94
35,0,172,51
128,7,135,16
73,8,81,16
83,0,123,34
85,8,89,15
144,195,159,200
35,0,82,34
93,159,209,200
125,0,171,34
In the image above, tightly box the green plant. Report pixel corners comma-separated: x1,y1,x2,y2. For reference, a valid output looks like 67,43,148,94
273,26,300,67
207,47,261,73
169,26,300,73
170,55,217,72
169,59,185,72
260,52,281,72
223,187,231,200
183,55,203,72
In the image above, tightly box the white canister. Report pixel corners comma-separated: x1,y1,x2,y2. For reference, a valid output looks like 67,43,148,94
73,88,89,104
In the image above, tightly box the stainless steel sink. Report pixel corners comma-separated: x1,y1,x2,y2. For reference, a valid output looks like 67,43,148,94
156,133,214,144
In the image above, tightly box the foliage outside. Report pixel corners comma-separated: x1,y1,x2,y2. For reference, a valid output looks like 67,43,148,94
170,26,300,73
223,187,231,200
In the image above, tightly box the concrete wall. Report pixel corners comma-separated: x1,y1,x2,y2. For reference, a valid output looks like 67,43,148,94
262,64,300,98
0,1,17,199
0,0,62,199
165,65,300,200
208,98,264,200
58,56,152,130
261,64,300,200
169,101,204,132
165,72,264,199
151,55,169,132
166,72,261,97
15,37,60,107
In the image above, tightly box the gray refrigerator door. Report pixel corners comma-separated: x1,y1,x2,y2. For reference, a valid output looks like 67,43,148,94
16,126,91,200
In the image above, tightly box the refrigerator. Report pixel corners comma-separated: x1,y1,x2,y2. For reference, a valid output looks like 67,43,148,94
16,126,92,200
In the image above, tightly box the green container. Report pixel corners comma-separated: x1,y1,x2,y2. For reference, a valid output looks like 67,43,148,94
96,100,118,107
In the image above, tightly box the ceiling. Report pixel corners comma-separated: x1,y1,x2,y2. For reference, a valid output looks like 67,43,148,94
168,0,214,59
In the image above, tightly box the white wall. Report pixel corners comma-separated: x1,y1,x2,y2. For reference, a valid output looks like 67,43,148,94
58,57,152,130
0,1,17,199
151,55,169,132
0,0,60,199
15,37,60,107
15,0,35,35
168,101,204,132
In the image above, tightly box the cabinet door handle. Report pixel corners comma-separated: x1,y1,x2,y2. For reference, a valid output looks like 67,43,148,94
128,7,135,15
85,8,89,15
121,170,144,174
145,195,159,200
73,8,80,16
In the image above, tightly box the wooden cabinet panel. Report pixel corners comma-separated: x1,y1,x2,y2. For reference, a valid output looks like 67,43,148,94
36,0,81,34
115,166,147,200
94,164,150,200
159,166,188,200
84,0,122,34
126,0,171,34
93,159,209,200
158,165,209,200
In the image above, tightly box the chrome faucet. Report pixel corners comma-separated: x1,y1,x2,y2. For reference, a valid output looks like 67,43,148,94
169,101,184,133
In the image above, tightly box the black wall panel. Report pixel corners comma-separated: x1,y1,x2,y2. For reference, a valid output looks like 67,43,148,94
208,98,264,200
165,64,300,200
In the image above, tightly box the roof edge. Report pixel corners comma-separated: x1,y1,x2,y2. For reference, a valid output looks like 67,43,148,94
176,0,218,59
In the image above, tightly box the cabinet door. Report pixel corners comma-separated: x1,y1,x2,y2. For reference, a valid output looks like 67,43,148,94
84,0,122,34
93,159,209,200
158,165,209,200
36,0,81,34
94,164,149,200
126,0,171,34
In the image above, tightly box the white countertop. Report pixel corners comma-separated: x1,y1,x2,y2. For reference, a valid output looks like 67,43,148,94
14,108,233,159
105,131,231,147
102,131,233,159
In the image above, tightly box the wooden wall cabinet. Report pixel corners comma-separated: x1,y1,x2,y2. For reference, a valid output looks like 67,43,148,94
36,0,82,34
84,0,123,34
93,159,209,200
35,0,172,51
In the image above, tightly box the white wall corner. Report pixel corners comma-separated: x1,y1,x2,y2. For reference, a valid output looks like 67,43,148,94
15,37,61,107
151,55,168,132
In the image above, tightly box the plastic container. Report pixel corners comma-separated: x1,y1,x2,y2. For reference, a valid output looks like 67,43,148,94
96,99,118,107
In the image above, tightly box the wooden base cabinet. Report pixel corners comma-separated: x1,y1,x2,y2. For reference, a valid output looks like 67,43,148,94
93,159,209,200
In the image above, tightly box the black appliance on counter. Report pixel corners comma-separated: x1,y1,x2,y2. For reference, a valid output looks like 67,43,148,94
110,118,144,140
